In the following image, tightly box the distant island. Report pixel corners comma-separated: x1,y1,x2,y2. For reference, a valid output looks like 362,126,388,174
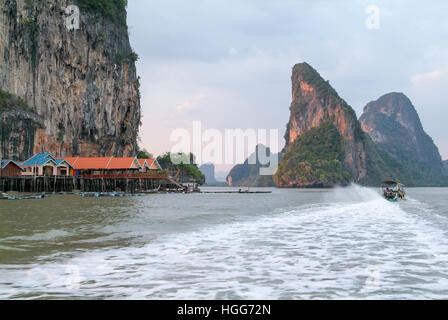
226,145,279,187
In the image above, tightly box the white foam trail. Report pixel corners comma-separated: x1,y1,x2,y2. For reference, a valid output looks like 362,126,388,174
323,184,383,203
1,187,448,300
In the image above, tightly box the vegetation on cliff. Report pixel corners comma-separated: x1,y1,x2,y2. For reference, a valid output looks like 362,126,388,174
157,153,205,184
359,132,414,186
274,122,352,187
360,93,447,186
226,145,279,187
76,0,128,25
227,164,275,187
444,160,448,176
135,145,153,159
0,89,29,111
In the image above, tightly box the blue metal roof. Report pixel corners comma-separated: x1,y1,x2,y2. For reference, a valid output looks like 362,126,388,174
22,153,57,166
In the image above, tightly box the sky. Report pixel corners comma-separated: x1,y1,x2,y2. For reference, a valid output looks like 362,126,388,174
127,0,448,172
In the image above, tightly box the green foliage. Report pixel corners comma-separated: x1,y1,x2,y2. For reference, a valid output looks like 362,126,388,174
361,112,448,186
227,163,276,187
57,128,65,142
24,0,32,10
19,16,39,62
129,51,139,63
76,0,128,25
360,132,414,186
293,63,338,101
275,122,352,187
136,145,153,159
157,152,205,183
226,146,279,187
0,89,29,111
115,51,139,65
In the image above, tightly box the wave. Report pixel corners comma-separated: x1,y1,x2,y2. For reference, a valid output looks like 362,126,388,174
2,230,73,242
2,185,448,299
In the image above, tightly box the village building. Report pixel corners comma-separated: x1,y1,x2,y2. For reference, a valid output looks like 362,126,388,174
19,154,161,178
22,153,72,176
138,158,162,173
0,160,24,177
60,157,142,177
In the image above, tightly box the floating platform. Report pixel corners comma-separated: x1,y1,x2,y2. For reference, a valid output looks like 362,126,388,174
201,190,272,194
80,192,149,198
0,193,46,200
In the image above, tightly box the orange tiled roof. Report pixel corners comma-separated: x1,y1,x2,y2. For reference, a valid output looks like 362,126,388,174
147,159,160,170
138,159,160,170
107,157,140,170
56,157,141,170
73,157,113,170
63,157,80,167
138,159,148,167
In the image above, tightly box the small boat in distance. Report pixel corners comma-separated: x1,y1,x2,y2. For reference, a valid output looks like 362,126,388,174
381,181,406,202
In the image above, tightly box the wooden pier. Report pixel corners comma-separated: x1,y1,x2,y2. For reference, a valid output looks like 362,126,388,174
0,174,182,194
0,176,76,193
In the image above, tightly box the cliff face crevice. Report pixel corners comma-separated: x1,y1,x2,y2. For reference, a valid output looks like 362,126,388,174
360,92,446,186
0,0,141,159
0,90,44,160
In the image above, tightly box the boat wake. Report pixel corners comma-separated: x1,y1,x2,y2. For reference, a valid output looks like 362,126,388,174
1,185,448,299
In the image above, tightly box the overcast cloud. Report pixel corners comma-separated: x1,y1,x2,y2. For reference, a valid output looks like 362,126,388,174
127,0,448,169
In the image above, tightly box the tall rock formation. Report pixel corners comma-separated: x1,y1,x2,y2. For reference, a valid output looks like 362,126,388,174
360,93,446,186
274,63,410,187
444,160,448,176
0,0,141,160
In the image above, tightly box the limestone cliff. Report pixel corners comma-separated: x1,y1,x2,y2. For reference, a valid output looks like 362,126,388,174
274,63,410,188
360,93,446,186
0,0,141,160
444,160,448,176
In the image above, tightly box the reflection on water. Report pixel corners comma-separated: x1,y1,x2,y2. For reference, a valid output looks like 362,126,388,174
1,186,448,299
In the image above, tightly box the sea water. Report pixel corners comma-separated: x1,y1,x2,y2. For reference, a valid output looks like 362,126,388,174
0,185,447,299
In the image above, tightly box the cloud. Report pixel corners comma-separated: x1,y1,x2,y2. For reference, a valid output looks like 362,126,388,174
176,94,209,112
128,0,448,159
411,68,448,89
